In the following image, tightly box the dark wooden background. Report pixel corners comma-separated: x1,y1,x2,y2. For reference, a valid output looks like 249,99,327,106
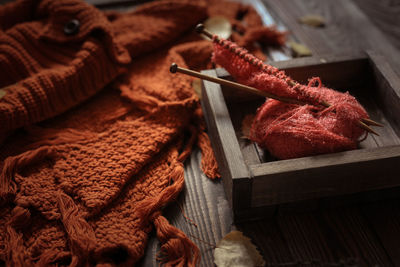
1,0,399,266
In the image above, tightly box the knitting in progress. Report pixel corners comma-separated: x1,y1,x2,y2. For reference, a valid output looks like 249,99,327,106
0,0,287,266
212,37,370,159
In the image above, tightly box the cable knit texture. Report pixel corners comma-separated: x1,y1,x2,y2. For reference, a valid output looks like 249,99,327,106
0,0,283,265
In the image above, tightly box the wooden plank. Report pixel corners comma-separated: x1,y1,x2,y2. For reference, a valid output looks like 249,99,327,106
320,207,394,266
237,219,295,264
138,149,233,267
201,69,250,180
276,213,337,265
250,147,400,207
367,51,400,137
361,200,400,267
271,53,368,90
262,0,400,76
201,69,253,214
227,101,262,165
357,94,400,148
251,146,400,207
353,0,400,51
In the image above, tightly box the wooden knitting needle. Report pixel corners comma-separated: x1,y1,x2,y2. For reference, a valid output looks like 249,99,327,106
195,24,213,39
170,63,308,106
358,121,379,136
170,63,380,136
360,118,383,127
194,24,382,135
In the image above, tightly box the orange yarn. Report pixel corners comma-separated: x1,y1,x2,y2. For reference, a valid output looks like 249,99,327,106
0,0,281,265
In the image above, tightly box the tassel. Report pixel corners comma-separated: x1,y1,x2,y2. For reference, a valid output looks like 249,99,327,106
177,126,197,163
197,131,220,179
193,108,220,179
57,192,97,265
135,160,185,221
36,250,72,267
134,152,200,266
0,146,56,203
153,212,200,267
4,207,32,266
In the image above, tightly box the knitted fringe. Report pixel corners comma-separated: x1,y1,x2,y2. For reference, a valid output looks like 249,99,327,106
153,212,200,267
194,108,220,179
4,207,31,266
197,131,220,179
0,127,98,205
0,146,57,203
57,192,97,266
36,250,72,267
134,154,200,265
136,161,185,220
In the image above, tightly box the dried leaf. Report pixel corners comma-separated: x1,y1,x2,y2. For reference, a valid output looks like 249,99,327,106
289,41,312,57
214,230,265,267
204,16,232,40
192,78,202,99
298,14,326,27
241,114,255,139
0,89,6,99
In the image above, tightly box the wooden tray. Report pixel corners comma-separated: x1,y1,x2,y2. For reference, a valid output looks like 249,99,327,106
201,51,400,222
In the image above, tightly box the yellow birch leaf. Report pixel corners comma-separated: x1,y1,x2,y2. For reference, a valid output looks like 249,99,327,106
214,230,265,267
0,89,6,99
298,14,326,27
289,41,312,57
241,114,255,140
192,78,202,99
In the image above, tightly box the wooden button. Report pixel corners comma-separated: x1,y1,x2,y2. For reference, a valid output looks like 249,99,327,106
64,19,80,36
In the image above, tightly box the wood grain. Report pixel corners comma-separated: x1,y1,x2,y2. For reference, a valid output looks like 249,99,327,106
263,0,400,76
361,200,400,266
320,207,394,266
353,0,400,51
137,149,232,267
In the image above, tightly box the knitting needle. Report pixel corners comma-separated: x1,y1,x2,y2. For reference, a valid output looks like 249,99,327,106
195,24,382,135
170,63,380,136
360,118,383,127
170,63,308,106
195,24,213,39
358,121,379,136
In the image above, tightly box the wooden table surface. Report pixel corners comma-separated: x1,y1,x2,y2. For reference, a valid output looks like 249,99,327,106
1,0,399,266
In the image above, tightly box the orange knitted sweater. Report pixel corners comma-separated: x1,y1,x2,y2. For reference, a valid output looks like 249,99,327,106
0,0,284,266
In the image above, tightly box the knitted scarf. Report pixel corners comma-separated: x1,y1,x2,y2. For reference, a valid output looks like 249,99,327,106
0,0,283,265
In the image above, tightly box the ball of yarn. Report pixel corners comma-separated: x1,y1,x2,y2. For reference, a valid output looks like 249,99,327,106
249,85,368,159
211,36,369,159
